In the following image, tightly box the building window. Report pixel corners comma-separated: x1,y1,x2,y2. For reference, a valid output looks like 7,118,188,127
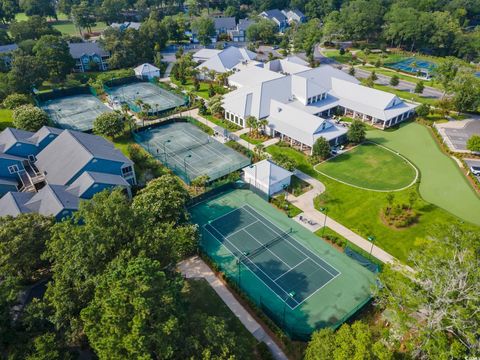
8,165,19,174
239,118,244,126
122,166,133,177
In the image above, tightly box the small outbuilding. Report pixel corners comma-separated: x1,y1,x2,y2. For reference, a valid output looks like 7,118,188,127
243,159,292,196
134,63,161,80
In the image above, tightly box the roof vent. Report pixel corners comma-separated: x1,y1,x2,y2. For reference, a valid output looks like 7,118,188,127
277,107,282,112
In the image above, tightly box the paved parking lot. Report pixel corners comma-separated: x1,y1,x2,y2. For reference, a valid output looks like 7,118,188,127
465,159,480,180
436,118,480,152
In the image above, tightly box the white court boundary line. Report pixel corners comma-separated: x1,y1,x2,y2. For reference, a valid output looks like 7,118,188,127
207,205,342,309
203,223,301,308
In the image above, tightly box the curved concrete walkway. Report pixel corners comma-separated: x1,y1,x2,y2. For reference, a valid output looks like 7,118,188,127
178,256,289,360
288,170,398,265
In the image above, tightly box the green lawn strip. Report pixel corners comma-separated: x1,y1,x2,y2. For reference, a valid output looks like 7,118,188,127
240,133,265,145
0,109,13,131
370,83,438,105
14,13,106,36
185,278,259,353
202,113,241,131
315,142,417,191
358,66,443,89
367,122,480,226
271,193,303,218
185,116,214,135
314,226,383,269
266,141,479,263
170,78,226,100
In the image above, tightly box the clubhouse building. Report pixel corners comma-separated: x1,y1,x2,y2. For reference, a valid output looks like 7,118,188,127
221,57,416,154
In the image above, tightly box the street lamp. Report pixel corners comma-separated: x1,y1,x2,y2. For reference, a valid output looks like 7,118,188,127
162,139,171,162
367,235,376,259
183,154,192,180
320,207,328,236
282,291,296,329
283,183,289,201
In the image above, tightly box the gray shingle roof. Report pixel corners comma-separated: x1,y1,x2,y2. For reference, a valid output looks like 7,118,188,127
66,171,129,197
0,192,34,217
0,44,18,53
25,184,79,216
214,17,236,30
262,9,287,22
35,130,132,186
68,42,109,59
28,126,63,146
0,128,35,153
237,18,254,31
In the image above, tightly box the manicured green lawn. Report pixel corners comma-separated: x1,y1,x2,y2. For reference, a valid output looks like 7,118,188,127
266,131,480,263
368,122,480,226
358,65,443,89
315,142,417,191
0,109,13,130
170,78,226,100
370,83,438,105
14,13,107,36
240,133,266,145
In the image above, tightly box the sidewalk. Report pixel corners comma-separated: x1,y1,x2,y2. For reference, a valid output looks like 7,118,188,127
288,170,397,264
178,256,289,360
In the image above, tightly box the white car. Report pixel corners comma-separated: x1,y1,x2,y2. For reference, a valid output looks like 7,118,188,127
470,166,480,176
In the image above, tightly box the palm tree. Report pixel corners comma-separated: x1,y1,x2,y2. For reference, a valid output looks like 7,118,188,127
246,116,258,136
259,118,269,135
254,144,265,161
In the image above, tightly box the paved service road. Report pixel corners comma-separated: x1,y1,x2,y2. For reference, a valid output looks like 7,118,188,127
314,45,444,100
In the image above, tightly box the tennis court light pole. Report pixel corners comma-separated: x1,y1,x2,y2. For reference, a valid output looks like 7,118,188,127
367,235,376,259
320,207,328,237
162,139,171,162
282,291,295,329
183,154,192,180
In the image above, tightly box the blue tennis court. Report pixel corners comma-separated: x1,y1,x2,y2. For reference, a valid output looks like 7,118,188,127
204,204,341,309
386,58,436,76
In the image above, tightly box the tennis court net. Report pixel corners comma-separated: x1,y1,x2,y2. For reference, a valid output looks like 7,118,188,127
167,138,210,156
241,228,293,261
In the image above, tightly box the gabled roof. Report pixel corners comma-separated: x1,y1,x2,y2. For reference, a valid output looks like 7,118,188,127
0,44,18,53
268,100,347,147
196,46,256,73
228,66,284,88
243,159,292,187
27,126,62,146
24,184,79,217
223,76,291,119
294,65,360,91
331,78,398,110
261,9,287,23
265,57,310,74
193,49,222,62
134,63,160,75
0,128,35,153
67,171,130,197
214,17,236,30
35,130,132,185
237,18,254,31
68,42,109,59
0,192,34,217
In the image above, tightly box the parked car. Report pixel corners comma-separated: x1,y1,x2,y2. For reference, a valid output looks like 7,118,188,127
470,166,480,176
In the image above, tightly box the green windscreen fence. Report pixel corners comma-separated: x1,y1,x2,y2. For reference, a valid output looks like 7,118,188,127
190,188,376,341
36,86,111,132
104,77,187,115
133,120,250,184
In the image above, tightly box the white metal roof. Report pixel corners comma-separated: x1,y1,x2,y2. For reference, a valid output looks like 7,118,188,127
134,63,160,75
228,66,284,88
243,159,292,188
195,47,256,73
193,48,222,62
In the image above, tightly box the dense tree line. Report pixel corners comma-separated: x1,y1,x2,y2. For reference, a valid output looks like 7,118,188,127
0,176,254,359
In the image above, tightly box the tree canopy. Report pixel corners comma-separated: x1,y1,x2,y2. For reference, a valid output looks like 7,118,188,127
93,111,125,138
12,104,49,131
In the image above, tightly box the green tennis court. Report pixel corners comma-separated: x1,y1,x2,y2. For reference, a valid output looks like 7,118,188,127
107,82,185,115
190,188,376,340
133,121,250,183
41,94,112,132
205,205,340,308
